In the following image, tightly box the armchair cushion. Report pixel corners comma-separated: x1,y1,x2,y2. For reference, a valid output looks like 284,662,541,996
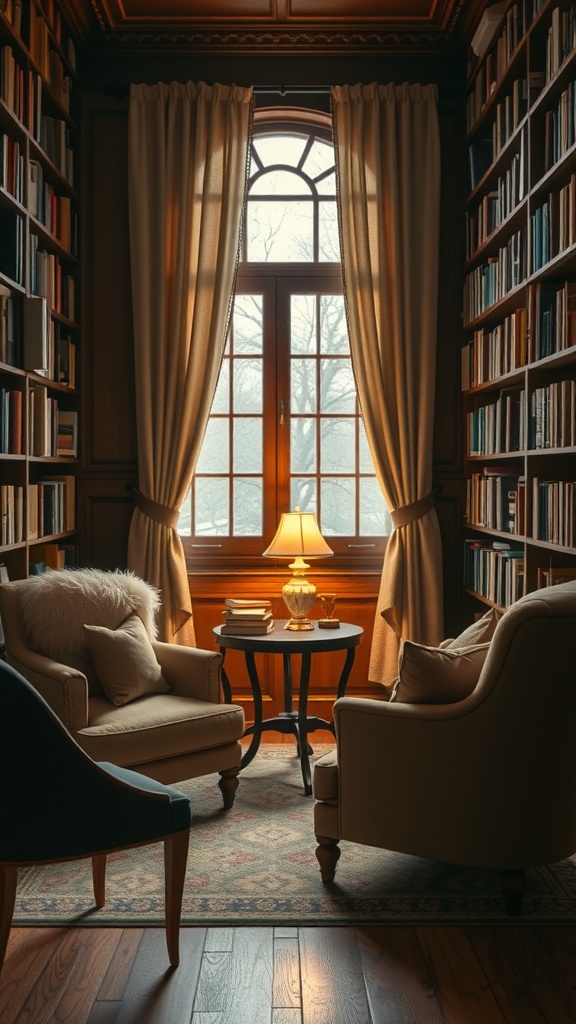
390,638,491,704
84,613,170,706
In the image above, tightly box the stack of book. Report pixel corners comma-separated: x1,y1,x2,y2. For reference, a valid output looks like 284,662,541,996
220,598,274,635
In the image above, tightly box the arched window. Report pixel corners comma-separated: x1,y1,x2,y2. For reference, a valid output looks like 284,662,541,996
178,112,391,568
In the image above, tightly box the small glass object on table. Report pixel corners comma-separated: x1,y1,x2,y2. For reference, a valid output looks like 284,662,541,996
318,593,340,629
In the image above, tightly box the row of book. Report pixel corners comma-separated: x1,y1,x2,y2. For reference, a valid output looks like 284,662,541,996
529,280,576,361
0,46,74,188
29,4,72,113
531,174,576,273
463,229,525,324
545,4,576,83
466,8,529,132
219,598,274,635
467,387,526,455
464,539,524,608
0,131,24,203
27,387,77,457
491,79,529,160
461,307,527,389
466,380,576,453
29,542,76,574
28,160,77,253
529,379,576,449
28,475,75,540
0,476,75,546
532,478,576,547
3,0,77,67
466,467,526,535
0,44,26,124
543,80,576,173
30,239,77,321
466,145,525,257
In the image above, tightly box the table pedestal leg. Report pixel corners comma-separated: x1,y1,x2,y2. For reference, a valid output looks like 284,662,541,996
240,651,263,770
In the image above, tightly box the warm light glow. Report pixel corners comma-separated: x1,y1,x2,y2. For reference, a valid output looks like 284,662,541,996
263,508,333,630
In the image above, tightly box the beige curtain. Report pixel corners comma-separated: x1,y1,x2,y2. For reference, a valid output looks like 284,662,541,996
332,82,443,687
127,81,253,643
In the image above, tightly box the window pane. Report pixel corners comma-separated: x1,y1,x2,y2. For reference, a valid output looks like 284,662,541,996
291,418,316,473
234,418,262,472
233,478,262,535
320,358,356,413
195,478,229,535
359,420,374,472
315,171,336,195
196,419,229,473
359,478,391,536
321,418,355,472
319,295,348,354
291,295,317,354
233,295,263,353
254,135,306,169
177,486,191,535
211,361,229,414
291,359,317,414
319,201,341,261
233,359,262,413
251,168,310,196
303,139,335,179
321,478,355,535
291,477,316,513
247,201,313,262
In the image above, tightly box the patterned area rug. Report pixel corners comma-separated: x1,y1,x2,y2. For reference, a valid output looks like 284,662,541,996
13,745,576,926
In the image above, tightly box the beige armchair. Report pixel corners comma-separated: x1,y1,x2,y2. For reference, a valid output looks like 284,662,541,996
0,569,245,807
313,580,576,914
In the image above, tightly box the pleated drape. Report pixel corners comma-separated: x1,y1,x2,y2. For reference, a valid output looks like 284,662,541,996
127,81,253,643
332,82,444,686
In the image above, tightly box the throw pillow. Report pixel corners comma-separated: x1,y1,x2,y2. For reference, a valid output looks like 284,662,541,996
84,613,170,706
439,606,502,650
389,639,491,705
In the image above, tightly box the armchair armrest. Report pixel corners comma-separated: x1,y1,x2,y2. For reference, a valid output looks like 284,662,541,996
6,648,89,732
152,642,223,703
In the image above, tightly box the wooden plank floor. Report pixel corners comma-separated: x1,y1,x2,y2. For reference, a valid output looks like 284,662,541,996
3,924,576,1023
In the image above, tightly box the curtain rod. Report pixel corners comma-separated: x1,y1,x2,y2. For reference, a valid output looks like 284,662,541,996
253,85,331,96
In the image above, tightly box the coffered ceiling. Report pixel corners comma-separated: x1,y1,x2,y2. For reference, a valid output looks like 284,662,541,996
69,0,479,49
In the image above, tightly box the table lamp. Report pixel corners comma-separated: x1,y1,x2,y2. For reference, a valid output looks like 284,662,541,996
263,507,333,630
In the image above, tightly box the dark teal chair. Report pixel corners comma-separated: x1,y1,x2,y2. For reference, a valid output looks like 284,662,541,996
0,661,192,972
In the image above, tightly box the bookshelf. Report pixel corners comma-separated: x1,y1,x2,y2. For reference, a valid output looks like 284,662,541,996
463,0,576,614
0,0,79,581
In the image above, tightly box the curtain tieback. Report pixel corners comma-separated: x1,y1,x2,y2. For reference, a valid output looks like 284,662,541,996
132,488,180,530
390,490,435,530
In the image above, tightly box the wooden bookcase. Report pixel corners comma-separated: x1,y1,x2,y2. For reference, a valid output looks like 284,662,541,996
463,0,576,614
0,0,79,582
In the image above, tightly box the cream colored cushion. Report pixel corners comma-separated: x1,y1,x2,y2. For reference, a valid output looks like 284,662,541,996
389,638,491,705
84,613,170,706
439,607,502,650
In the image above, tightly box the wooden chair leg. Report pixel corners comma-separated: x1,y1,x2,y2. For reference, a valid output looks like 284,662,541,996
315,835,341,883
218,767,240,809
164,829,190,968
0,865,18,975
501,869,526,916
92,853,107,908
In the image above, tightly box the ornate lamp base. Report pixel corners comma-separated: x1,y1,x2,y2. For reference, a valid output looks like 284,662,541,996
282,568,317,630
